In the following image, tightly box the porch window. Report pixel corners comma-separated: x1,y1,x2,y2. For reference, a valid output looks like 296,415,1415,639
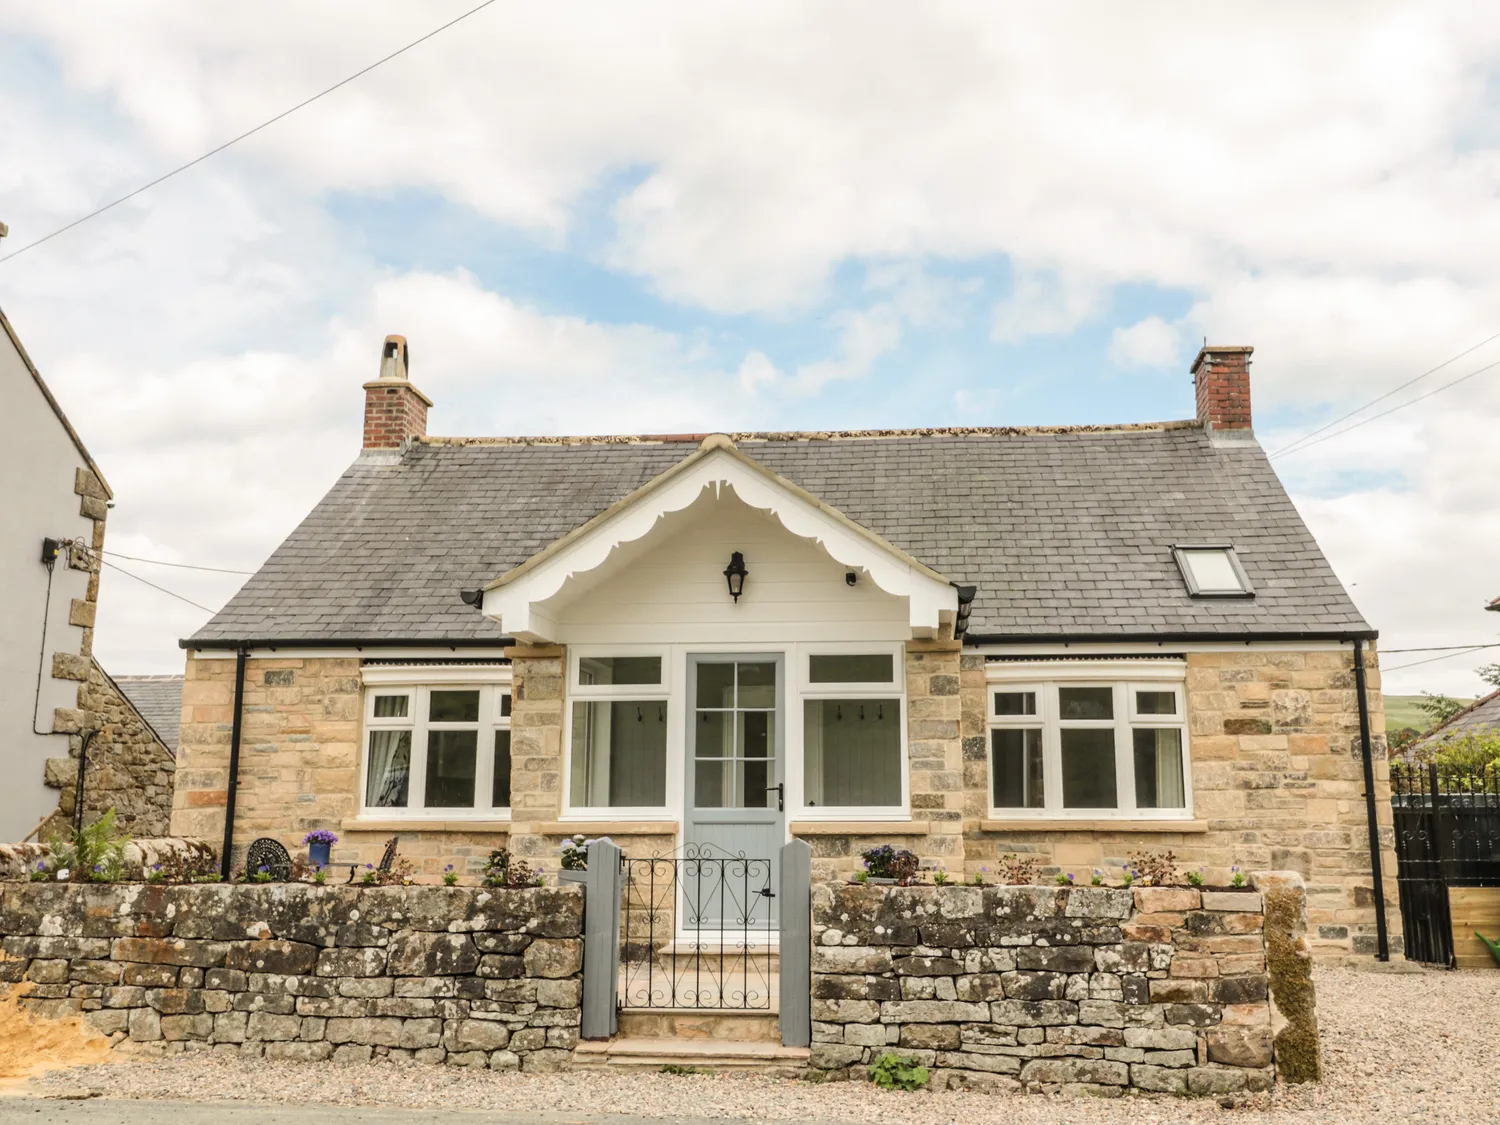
568,652,669,810
362,683,511,815
802,650,904,811
988,678,1189,818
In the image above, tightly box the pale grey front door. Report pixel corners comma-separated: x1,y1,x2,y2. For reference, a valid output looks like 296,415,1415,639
685,655,784,929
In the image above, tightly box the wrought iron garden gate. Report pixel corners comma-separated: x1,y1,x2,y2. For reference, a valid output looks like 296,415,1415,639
620,843,776,1009
1391,762,1500,966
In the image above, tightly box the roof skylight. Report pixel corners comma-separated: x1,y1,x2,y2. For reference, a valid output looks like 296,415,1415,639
1173,545,1254,598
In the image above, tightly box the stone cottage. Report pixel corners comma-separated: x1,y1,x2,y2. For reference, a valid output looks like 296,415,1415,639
172,336,1398,962
0,299,176,842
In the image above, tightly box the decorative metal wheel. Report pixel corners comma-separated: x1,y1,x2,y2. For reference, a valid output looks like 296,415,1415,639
245,837,293,882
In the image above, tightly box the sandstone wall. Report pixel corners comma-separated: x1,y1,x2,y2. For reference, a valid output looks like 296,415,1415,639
0,883,583,1070
42,660,175,839
810,875,1317,1095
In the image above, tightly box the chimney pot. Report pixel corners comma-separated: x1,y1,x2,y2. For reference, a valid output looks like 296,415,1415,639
1191,344,1253,431
363,334,432,450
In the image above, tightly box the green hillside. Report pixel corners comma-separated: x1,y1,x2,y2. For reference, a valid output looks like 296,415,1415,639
1384,694,1474,734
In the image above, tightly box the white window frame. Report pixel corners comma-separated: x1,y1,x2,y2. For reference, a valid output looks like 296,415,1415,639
359,668,513,820
564,646,673,817
793,642,909,821
986,661,1192,821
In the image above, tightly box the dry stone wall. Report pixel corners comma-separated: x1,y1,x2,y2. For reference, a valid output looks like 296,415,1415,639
0,883,582,1071
811,874,1316,1096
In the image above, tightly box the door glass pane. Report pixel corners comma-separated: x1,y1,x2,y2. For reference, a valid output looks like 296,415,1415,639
741,759,770,808
429,690,480,723
994,691,1037,717
1061,728,1117,808
1059,687,1113,720
578,656,662,686
809,654,892,683
569,700,668,807
740,710,771,758
425,730,477,807
1133,728,1186,809
492,730,512,808
366,730,411,808
737,662,777,709
1136,691,1176,716
991,728,1044,809
696,710,732,758
803,698,900,807
372,694,409,719
695,759,729,808
696,663,736,708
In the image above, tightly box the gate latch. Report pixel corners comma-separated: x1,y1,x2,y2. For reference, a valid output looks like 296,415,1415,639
759,886,776,899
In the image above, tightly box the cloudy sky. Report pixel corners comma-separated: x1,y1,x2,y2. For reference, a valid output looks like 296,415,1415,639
3,1,1499,695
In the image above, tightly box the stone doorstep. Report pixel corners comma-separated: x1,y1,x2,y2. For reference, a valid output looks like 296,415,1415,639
617,1009,782,1044
573,1036,810,1071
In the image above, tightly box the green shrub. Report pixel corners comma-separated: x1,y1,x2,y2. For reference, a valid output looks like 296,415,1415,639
870,1053,929,1091
48,808,127,883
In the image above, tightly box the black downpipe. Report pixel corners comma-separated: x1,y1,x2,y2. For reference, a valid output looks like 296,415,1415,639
70,728,98,833
1353,639,1391,961
220,647,248,879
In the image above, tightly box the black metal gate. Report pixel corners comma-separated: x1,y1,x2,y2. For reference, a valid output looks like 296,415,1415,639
1391,762,1500,966
619,844,775,1009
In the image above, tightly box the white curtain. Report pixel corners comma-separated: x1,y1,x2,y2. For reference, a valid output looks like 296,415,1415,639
1152,730,1185,808
367,730,411,807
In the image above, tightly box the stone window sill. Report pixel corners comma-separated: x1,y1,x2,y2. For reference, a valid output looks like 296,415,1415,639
528,821,680,836
341,817,512,833
789,820,923,835
979,818,1209,834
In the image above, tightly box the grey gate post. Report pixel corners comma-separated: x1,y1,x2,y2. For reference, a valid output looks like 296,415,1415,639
778,838,812,1047
581,838,623,1040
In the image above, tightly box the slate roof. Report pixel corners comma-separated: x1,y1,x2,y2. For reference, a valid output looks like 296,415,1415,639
186,423,1372,647
113,674,184,753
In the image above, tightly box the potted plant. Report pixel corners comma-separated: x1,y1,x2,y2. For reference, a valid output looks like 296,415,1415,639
303,829,338,868
558,833,609,885
858,844,919,885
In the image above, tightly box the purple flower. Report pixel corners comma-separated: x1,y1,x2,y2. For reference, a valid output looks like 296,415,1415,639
303,830,339,847
1065,872,1075,884
444,864,455,873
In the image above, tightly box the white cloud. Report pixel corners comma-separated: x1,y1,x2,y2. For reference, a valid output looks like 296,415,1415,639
1108,316,1182,371
992,271,1106,343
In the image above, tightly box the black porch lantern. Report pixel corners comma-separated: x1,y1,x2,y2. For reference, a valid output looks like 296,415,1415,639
723,551,749,602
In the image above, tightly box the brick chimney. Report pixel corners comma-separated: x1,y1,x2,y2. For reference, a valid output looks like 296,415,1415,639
1191,344,1253,431
362,335,432,450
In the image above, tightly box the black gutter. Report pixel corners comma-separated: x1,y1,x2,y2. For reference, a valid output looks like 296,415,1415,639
962,629,1379,645
220,647,247,880
1353,638,1390,961
182,636,514,651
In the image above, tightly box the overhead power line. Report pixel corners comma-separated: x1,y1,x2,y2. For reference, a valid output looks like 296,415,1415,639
96,548,255,576
0,0,501,267
1270,329,1500,458
1382,642,1500,654
1270,355,1500,459
1382,643,1500,673
99,558,219,615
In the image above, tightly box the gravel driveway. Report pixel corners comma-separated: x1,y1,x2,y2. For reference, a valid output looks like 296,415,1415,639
21,967,1500,1125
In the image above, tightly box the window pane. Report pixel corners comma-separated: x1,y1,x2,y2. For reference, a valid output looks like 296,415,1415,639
424,730,477,807
500,692,512,719
578,656,662,686
373,694,409,719
696,710,732,758
366,730,411,808
492,730,512,808
737,662,777,709
1136,690,1176,716
570,700,667,807
1133,728,1185,809
809,654,893,683
803,698,901,807
1059,687,1113,720
994,691,1037,717
1180,548,1246,593
1061,728,1118,808
429,690,479,723
740,710,771,759
696,663,736,708
991,728,1044,809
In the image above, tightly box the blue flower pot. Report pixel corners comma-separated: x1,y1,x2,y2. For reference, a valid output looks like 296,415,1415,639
309,841,331,867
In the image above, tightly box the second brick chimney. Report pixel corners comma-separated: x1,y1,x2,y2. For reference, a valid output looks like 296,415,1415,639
363,335,432,450
1191,344,1253,431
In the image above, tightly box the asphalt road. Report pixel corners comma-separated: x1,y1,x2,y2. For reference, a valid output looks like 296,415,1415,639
0,1100,757,1125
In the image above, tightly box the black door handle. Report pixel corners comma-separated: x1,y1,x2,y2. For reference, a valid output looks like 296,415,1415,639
765,783,784,811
